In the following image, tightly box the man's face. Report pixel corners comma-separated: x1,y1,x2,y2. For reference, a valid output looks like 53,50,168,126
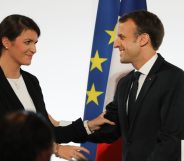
114,19,141,64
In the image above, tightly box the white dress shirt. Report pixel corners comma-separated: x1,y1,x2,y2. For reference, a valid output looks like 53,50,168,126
127,54,158,113
135,54,158,98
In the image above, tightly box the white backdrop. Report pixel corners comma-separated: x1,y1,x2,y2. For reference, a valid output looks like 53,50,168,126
1,0,184,161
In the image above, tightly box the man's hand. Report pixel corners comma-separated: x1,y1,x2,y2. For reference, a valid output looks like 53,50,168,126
87,112,115,132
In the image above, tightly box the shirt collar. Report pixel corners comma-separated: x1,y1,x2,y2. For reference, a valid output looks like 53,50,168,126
135,54,158,76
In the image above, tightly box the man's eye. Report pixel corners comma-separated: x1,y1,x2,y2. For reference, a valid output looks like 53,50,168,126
24,41,31,45
120,36,125,40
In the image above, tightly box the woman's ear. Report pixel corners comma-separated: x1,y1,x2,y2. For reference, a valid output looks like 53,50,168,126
2,37,10,49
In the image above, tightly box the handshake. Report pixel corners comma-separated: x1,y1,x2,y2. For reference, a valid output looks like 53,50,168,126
50,113,115,161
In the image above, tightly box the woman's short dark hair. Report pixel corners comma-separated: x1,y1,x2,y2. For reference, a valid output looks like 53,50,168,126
119,10,164,50
0,14,40,54
0,111,53,161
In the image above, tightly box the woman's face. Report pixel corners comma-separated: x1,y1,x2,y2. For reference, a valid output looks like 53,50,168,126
7,29,38,66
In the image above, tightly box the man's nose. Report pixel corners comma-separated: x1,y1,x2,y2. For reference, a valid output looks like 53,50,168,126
114,38,120,48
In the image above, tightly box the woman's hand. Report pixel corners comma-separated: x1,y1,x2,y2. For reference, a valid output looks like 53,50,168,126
54,144,90,161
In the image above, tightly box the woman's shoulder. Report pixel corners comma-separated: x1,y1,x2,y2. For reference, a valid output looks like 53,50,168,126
20,69,39,83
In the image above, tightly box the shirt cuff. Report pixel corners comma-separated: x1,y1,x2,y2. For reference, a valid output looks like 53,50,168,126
83,120,93,135
59,120,72,127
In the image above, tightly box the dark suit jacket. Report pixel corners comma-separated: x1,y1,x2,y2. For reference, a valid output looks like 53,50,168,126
0,67,87,143
88,54,184,161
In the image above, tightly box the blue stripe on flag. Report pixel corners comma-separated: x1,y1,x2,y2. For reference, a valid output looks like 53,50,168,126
119,0,147,15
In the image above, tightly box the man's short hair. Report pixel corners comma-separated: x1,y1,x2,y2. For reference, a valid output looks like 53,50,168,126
119,10,164,50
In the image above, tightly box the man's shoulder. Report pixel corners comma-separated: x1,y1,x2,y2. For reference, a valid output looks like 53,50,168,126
153,54,183,76
162,59,184,74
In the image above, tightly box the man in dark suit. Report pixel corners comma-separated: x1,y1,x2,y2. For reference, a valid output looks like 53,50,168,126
85,10,184,161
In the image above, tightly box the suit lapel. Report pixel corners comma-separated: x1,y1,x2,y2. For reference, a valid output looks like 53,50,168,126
0,67,42,113
128,54,165,133
0,67,24,110
136,75,156,104
137,54,164,104
119,71,134,136
21,70,47,115
21,70,41,113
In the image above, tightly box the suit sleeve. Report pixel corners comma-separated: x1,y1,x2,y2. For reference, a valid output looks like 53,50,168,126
31,75,89,143
147,72,184,161
54,118,89,143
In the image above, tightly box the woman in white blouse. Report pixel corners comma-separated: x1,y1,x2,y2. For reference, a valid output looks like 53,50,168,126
0,14,114,161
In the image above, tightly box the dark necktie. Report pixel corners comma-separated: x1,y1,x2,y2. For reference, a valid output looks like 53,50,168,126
128,71,141,123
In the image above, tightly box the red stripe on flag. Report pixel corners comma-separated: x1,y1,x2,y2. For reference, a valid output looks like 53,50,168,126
96,138,123,161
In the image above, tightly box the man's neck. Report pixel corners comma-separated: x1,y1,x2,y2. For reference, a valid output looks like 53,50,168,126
133,50,156,70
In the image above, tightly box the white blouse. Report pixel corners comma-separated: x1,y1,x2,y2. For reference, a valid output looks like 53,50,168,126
7,75,36,112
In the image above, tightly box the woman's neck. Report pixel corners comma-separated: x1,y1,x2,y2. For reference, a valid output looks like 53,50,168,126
0,54,21,79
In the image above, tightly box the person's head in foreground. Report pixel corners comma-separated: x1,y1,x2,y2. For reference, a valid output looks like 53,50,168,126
0,111,54,161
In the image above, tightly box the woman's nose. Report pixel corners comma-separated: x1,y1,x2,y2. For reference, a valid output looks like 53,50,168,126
31,44,36,53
